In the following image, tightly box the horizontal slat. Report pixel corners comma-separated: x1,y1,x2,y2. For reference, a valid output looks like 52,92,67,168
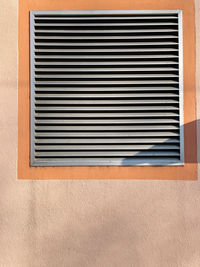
36,125,179,131
35,138,179,144
35,67,178,72
35,87,179,92
35,106,178,111
35,11,178,15
35,74,178,79
35,81,179,85
35,22,178,27
35,35,179,40
34,16,178,20
35,55,179,59
35,144,179,150
35,112,179,118
35,42,178,47
35,131,179,137
35,151,180,157
35,29,178,33
35,99,178,105
35,93,179,98
35,119,179,124
35,61,179,66
36,54,179,60
33,158,181,166
35,48,178,53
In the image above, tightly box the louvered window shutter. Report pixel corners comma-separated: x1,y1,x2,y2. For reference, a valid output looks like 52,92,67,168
30,10,184,166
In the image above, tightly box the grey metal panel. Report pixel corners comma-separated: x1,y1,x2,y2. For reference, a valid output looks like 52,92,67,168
32,158,182,167
30,9,183,166
178,10,184,164
30,11,35,166
34,10,178,14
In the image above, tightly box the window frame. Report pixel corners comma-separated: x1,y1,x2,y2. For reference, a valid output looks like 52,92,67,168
30,9,184,167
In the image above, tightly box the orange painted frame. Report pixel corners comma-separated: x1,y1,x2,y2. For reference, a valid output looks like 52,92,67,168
18,0,197,179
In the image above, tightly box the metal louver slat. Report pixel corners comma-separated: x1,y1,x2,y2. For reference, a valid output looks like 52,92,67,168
35,23,178,26
35,55,179,60
35,35,178,40
34,15,178,20
35,106,179,111
35,132,179,137
36,42,178,46
35,29,178,33
35,118,179,124
35,93,179,98
35,62,179,66
35,144,180,150
35,81,179,85
35,138,180,144
35,87,179,92
30,10,184,166
35,125,179,130
35,112,179,118
35,67,178,71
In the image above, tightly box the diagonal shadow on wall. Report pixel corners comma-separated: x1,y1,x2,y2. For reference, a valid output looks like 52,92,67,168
122,119,198,165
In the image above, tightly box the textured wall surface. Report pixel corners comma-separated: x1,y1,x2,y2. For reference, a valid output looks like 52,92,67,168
0,0,200,266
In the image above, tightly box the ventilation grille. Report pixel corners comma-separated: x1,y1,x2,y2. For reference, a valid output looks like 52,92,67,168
30,10,183,166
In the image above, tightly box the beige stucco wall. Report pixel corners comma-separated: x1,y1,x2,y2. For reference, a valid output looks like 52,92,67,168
0,0,200,266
